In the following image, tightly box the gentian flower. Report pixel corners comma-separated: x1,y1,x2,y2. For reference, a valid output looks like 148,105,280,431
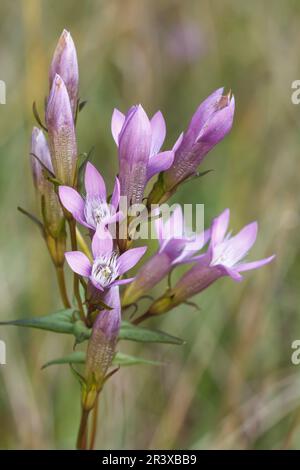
147,208,275,316
59,162,122,231
111,105,174,205
148,88,235,204
46,73,78,186
122,205,209,306
65,226,147,291
49,29,79,118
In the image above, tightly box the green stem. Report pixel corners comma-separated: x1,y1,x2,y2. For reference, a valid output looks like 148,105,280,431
55,265,71,308
76,408,90,450
89,395,99,450
68,218,86,323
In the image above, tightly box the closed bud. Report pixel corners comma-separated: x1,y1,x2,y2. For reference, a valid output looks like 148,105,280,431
46,74,78,186
83,287,121,409
49,29,79,118
31,127,65,241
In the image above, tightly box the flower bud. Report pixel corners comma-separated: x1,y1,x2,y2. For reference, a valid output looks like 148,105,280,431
83,287,121,409
49,29,79,117
31,127,65,241
46,74,78,186
148,88,235,204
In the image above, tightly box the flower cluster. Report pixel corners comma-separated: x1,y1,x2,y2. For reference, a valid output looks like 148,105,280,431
19,30,275,448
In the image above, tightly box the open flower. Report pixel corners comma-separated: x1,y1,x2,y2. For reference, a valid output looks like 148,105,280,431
59,161,122,231
148,208,275,316
65,226,147,291
111,105,174,204
122,205,209,306
148,88,235,204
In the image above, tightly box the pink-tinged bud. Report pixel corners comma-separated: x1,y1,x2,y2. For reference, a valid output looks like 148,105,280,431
148,89,235,204
84,286,121,409
46,74,78,186
30,127,65,260
31,127,53,193
49,29,79,117
164,89,235,190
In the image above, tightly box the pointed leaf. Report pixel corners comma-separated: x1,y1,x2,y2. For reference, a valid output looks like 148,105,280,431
0,309,75,334
42,350,162,369
119,321,185,345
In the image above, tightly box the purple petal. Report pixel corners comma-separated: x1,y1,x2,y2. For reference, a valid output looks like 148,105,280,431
111,108,125,145
111,176,120,209
173,132,184,152
146,151,174,181
65,251,92,276
236,255,275,273
197,94,235,145
154,211,164,246
58,186,85,220
218,265,243,282
85,162,106,200
150,111,166,155
111,277,135,287
104,211,123,225
211,208,230,247
187,88,224,143
91,226,113,258
117,246,147,275
161,205,184,244
222,221,258,265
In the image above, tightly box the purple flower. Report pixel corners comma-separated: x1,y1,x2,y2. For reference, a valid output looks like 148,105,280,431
46,74,78,186
111,105,174,204
84,286,121,405
59,162,122,231
148,208,275,316
65,226,147,291
49,29,79,118
150,88,235,202
122,206,209,306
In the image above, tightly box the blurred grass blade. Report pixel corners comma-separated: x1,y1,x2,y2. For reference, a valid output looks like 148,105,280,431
42,351,163,369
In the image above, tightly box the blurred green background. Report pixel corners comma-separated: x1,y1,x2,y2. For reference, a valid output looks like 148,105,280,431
0,0,299,450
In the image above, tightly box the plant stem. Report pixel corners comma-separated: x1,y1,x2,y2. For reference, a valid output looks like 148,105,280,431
76,408,90,450
132,311,152,325
89,395,99,450
55,265,71,308
68,218,86,323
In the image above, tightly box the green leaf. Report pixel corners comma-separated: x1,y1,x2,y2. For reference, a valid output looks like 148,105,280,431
119,321,184,345
42,351,85,369
0,309,75,334
0,312,184,346
113,352,163,367
41,351,162,369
